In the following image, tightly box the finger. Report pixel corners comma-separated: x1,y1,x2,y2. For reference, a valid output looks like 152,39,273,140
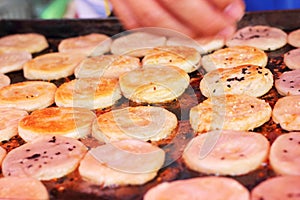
157,0,240,36
222,0,245,21
109,0,141,29
118,0,196,37
209,0,244,12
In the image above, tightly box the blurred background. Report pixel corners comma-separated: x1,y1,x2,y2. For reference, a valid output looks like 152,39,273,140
0,0,300,19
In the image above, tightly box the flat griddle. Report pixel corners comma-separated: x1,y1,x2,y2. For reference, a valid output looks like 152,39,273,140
0,9,298,200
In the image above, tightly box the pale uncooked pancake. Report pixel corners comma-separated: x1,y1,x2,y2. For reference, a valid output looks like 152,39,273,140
92,106,177,142
79,139,165,186
110,31,167,57
0,73,10,89
275,69,300,96
201,46,268,72
144,177,249,200
23,52,85,80
0,33,49,53
189,94,272,133
0,108,28,142
287,28,300,47
251,176,300,200
55,78,122,110
166,36,225,54
119,65,190,103
269,132,300,176
283,48,300,70
0,81,56,111
226,25,287,51
74,55,141,79
142,46,201,73
2,135,87,181
18,107,96,142
0,51,32,73
58,33,112,56
0,177,49,200
183,130,269,176
200,64,273,97
272,95,300,131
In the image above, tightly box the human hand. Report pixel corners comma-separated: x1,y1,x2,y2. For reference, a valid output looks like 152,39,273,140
109,0,245,38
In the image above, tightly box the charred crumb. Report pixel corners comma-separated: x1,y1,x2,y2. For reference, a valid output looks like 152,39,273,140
283,149,288,153
26,153,41,160
27,164,33,168
289,137,293,141
68,147,74,151
48,136,57,143
248,35,261,39
227,85,231,88
55,152,61,155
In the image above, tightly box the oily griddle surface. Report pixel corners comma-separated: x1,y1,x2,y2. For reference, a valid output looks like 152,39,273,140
0,11,298,199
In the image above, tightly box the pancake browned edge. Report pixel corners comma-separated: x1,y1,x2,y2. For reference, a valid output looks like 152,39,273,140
0,36,291,200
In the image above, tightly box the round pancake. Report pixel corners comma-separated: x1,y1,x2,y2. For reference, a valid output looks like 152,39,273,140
0,108,28,142
92,106,177,142
0,81,56,112
201,46,268,72
18,107,96,142
23,52,85,80
0,177,49,200
110,31,167,57
79,139,165,186
144,177,249,200
183,130,269,176
275,69,300,96
189,94,272,133
2,135,87,181
142,46,201,73
251,176,300,200
272,96,300,131
166,36,225,54
58,33,112,56
0,73,10,89
283,48,300,70
200,64,273,97
119,65,190,103
0,33,49,53
269,132,300,176
287,28,300,47
226,25,287,51
74,55,141,79
0,51,32,73
55,78,122,110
